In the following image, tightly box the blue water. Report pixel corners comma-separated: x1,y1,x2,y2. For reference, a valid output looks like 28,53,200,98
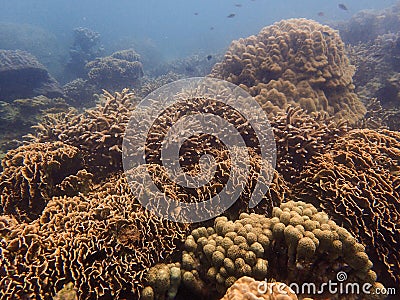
0,0,398,75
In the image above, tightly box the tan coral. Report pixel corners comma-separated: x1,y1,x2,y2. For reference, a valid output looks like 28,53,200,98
210,18,365,123
0,141,89,222
220,276,298,300
294,128,400,288
0,172,188,299
27,89,140,179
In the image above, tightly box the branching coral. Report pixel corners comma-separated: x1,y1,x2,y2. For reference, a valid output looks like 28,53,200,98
294,129,400,288
27,89,140,179
210,18,365,123
270,106,349,184
0,173,188,299
0,141,90,222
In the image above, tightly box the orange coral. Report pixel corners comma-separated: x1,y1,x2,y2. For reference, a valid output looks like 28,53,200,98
294,129,400,288
210,18,365,122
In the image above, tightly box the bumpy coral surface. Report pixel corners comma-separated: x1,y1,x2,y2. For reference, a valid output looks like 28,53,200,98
294,129,400,289
220,276,298,300
210,18,365,122
86,49,144,91
0,173,188,299
176,201,383,299
0,141,90,222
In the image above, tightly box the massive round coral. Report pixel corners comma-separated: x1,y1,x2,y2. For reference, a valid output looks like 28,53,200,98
210,18,365,122
294,129,400,289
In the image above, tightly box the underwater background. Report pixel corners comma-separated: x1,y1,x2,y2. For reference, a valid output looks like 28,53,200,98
0,0,400,299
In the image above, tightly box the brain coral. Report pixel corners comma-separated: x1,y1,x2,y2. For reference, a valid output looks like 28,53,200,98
173,201,383,299
210,18,365,122
0,141,91,222
0,172,188,299
294,129,400,289
220,276,298,300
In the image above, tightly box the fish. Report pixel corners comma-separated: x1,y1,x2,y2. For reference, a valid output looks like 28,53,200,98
317,12,325,17
235,4,242,7
194,12,199,15
207,55,213,61
227,13,236,18
210,26,214,30
338,4,348,11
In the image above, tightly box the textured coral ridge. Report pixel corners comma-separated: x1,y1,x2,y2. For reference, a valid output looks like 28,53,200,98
143,201,384,300
0,173,188,299
210,18,365,122
0,141,91,222
221,276,298,300
294,129,400,289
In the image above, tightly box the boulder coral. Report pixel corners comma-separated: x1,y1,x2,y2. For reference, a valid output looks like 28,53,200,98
210,18,365,123
145,201,384,299
0,173,188,299
294,129,400,289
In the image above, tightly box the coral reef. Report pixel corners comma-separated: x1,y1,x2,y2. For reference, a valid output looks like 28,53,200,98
0,141,91,222
0,50,63,101
210,18,365,123
0,173,188,299
27,89,140,178
143,201,383,299
0,22,66,79
334,2,400,45
86,49,144,91
220,276,298,300
270,106,349,184
294,129,400,289
65,27,104,80
347,32,400,130
0,95,69,160
150,53,222,78
62,78,98,107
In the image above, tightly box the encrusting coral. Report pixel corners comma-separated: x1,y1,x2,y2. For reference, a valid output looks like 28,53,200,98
0,141,91,222
294,129,400,289
210,18,365,123
143,201,384,300
0,173,188,299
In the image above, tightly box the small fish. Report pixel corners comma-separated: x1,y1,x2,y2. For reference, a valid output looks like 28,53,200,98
317,12,325,17
210,26,214,30
338,4,348,11
194,12,199,15
235,4,242,7
227,13,236,18
207,55,213,61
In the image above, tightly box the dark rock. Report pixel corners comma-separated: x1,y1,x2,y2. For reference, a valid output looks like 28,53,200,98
0,50,63,101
